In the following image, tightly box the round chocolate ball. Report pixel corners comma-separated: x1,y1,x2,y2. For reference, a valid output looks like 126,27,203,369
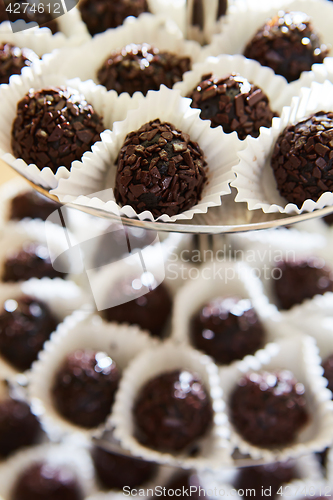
243,11,329,83
103,281,172,338
0,2,59,34
78,0,149,36
0,43,39,85
52,349,121,428
230,370,309,447
0,295,58,371
0,397,41,457
9,191,61,222
11,462,83,500
97,43,191,96
2,242,66,282
271,112,333,207
273,257,333,310
11,87,104,173
91,446,157,489
322,354,333,396
134,370,213,452
114,119,207,217
190,297,266,365
188,73,276,140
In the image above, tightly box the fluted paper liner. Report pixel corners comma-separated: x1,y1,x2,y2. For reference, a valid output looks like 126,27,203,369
0,443,96,499
52,85,240,222
232,81,333,214
111,341,231,469
221,334,333,462
28,310,158,441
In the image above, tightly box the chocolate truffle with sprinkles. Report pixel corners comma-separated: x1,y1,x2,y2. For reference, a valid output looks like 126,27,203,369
134,370,213,452
271,112,333,207
78,0,149,36
11,87,104,174
190,297,266,365
52,349,121,428
243,11,329,83
0,43,39,85
322,354,333,396
273,257,333,310
97,43,191,96
115,119,207,218
230,370,309,447
0,295,58,371
188,73,276,140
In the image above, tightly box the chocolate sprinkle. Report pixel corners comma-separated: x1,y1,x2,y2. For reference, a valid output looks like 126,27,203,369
11,87,104,174
230,370,309,447
0,42,39,84
114,119,207,217
188,73,276,140
271,112,333,207
78,0,149,36
97,43,191,96
244,11,329,83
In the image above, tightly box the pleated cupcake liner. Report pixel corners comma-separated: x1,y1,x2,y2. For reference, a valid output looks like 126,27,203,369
232,81,333,214
221,333,333,463
52,85,240,222
111,341,232,469
28,310,158,442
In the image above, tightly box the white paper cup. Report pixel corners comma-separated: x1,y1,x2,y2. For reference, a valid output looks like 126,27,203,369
52,85,240,223
232,81,333,214
28,310,158,441
221,334,333,463
111,341,231,469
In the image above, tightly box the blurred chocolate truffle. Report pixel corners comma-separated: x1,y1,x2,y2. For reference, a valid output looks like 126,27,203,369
0,295,57,371
97,43,191,96
322,354,333,395
114,119,207,218
11,87,104,173
78,0,149,36
0,42,39,85
163,471,203,500
52,349,121,428
91,446,157,489
190,297,265,364
0,1,59,33
2,242,66,282
103,280,172,338
243,11,329,83
273,257,333,310
271,112,333,208
134,370,213,452
10,190,61,221
230,370,309,447
188,73,275,140
0,396,41,457
323,213,333,226
11,462,83,500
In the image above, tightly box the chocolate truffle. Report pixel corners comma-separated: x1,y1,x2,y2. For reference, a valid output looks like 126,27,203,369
0,397,41,457
11,87,104,173
191,0,227,30
0,1,59,33
273,257,333,310
91,446,157,489
134,370,213,452
163,472,203,500
323,213,333,226
2,242,66,282
190,297,266,365
0,295,58,371
243,11,329,83
103,281,172,338
0,42,39,85
9,190,61,221
188,73,275,140
97,43,191,96
322,354,333,395
114,119,207,217
11,462,83,500
78,0,149,36
271,112,333,207
230,370,309,447
52,349,121,428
